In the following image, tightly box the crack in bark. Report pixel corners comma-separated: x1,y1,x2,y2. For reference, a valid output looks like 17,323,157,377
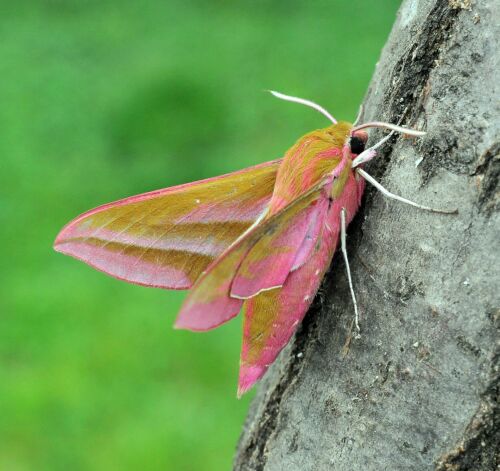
436,325,499,471
471,142,500,215
367,2,461,182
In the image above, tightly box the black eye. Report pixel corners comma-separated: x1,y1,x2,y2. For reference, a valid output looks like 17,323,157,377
350,136,365,154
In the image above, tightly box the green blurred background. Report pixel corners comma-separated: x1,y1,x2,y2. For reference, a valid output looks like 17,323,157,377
0,1,401,469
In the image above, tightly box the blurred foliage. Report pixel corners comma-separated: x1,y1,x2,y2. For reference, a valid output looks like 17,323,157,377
0,1,400,470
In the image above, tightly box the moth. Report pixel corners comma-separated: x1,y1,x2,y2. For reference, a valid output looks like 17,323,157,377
54,91,455,396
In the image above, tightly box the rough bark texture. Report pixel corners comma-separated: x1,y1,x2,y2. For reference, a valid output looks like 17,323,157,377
234,1,499,470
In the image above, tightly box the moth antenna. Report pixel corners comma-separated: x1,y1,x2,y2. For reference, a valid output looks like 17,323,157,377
353,104,363,126
269,90,337,124
352,121,425,137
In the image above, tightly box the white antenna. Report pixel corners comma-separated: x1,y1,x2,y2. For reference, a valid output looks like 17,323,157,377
352,121,425,137
269,90,337,124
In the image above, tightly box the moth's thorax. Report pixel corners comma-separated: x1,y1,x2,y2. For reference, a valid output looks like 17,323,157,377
268,121,354,215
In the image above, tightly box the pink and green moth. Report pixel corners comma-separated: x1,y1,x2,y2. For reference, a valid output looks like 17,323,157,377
54,91,455,396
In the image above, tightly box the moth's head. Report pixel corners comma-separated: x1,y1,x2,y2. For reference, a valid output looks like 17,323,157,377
320,122,368,157
348,129,368,156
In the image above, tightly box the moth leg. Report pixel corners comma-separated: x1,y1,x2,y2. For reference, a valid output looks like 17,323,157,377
356,168,457,214
340,208,361,337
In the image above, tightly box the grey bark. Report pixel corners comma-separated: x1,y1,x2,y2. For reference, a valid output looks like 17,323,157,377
234,1,499,470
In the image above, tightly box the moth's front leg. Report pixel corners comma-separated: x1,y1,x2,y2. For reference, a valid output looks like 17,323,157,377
356,168,458,214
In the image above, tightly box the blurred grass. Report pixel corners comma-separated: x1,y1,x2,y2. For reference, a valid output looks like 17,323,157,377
0,1,400,470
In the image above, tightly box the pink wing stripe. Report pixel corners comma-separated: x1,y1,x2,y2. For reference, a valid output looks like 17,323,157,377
56,242,191,289
230,206,312,298
291,196,329,271
230,200,325,299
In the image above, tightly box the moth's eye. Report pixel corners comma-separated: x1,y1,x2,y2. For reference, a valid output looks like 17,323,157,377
349,136,365,155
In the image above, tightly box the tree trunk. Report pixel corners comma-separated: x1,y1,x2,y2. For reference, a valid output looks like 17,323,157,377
233,1,499,470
